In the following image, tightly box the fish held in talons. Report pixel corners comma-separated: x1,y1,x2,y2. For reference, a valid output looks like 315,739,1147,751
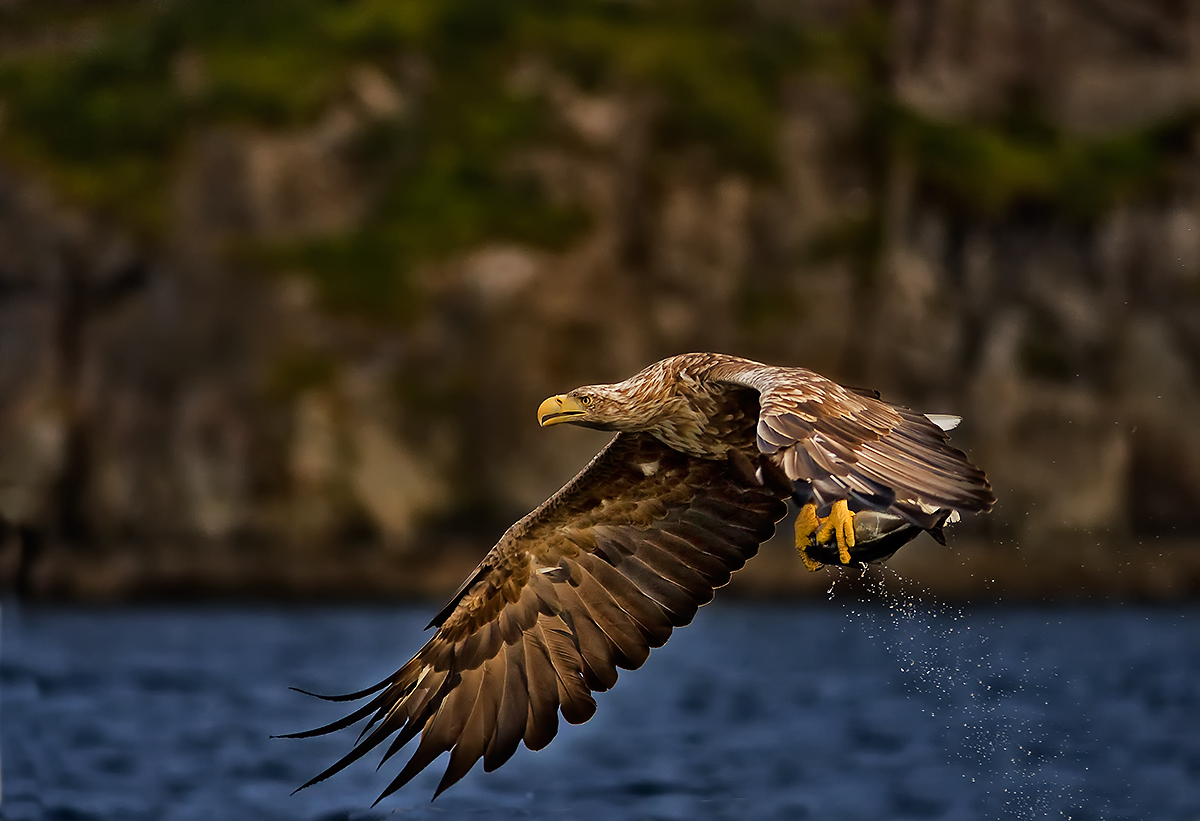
797,507,958,570
793,499,858,570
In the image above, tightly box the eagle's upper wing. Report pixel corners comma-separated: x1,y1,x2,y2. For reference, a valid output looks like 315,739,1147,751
284,432,788,802
709,361,994,525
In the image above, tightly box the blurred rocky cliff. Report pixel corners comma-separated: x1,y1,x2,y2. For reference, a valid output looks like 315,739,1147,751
2,0,1199,599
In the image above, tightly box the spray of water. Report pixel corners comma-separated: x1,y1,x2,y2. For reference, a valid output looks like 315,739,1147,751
826,564,1083,819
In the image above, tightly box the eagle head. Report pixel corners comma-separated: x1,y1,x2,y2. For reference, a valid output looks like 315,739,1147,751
537,386,629,431
539,360,691,435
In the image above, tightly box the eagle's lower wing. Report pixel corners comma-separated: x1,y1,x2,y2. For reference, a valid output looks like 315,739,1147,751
710,363,994,525
284,432,788,802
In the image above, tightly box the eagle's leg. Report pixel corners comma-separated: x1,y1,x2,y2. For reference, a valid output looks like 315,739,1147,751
816,499,855,564
793,503,824,572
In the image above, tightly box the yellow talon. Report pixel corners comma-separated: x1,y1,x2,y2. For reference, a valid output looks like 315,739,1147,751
800,549,823,572
794,502,820,544
794,503,824,571
815,499,855,564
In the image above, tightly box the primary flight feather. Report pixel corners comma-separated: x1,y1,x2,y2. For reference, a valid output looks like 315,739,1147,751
284,352,993,802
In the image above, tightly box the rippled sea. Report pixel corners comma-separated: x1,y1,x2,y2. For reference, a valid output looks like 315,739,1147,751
3,592,1198,821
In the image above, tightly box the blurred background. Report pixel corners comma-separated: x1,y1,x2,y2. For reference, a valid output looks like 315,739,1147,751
5,3,1200,819
2,0,1200,601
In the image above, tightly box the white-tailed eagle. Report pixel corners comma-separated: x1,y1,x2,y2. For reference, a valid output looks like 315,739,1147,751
284,352,993,802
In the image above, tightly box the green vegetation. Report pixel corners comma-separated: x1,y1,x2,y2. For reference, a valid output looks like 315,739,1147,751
894,102,1190,220
267,348,339,400
0,0,803,320
0,0,1193,320
796,12,1196,297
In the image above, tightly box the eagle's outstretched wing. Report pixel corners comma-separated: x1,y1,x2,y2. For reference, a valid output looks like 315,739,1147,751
709,361,994,526
283,432,788,802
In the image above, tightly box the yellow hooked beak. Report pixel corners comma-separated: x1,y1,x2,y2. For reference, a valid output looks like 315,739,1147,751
538,394,588,426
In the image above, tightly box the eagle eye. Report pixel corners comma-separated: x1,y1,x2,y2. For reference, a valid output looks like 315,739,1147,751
579,394,593,407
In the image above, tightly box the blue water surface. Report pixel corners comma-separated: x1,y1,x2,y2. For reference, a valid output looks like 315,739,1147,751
2,594,1198,821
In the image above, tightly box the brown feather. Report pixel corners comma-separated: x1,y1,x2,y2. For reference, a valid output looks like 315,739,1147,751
563,567,648,669
575,551,673,648
646,530,735,587
521,629,561,752
627,539,713,594
483,643,528,772
538,618,597,724
434,660,503,796
553,582,621,690
660,519,755,568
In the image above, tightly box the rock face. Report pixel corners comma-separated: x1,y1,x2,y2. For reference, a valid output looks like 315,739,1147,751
1,0,1199,598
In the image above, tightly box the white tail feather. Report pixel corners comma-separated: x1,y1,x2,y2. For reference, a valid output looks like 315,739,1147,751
925,413,961,431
